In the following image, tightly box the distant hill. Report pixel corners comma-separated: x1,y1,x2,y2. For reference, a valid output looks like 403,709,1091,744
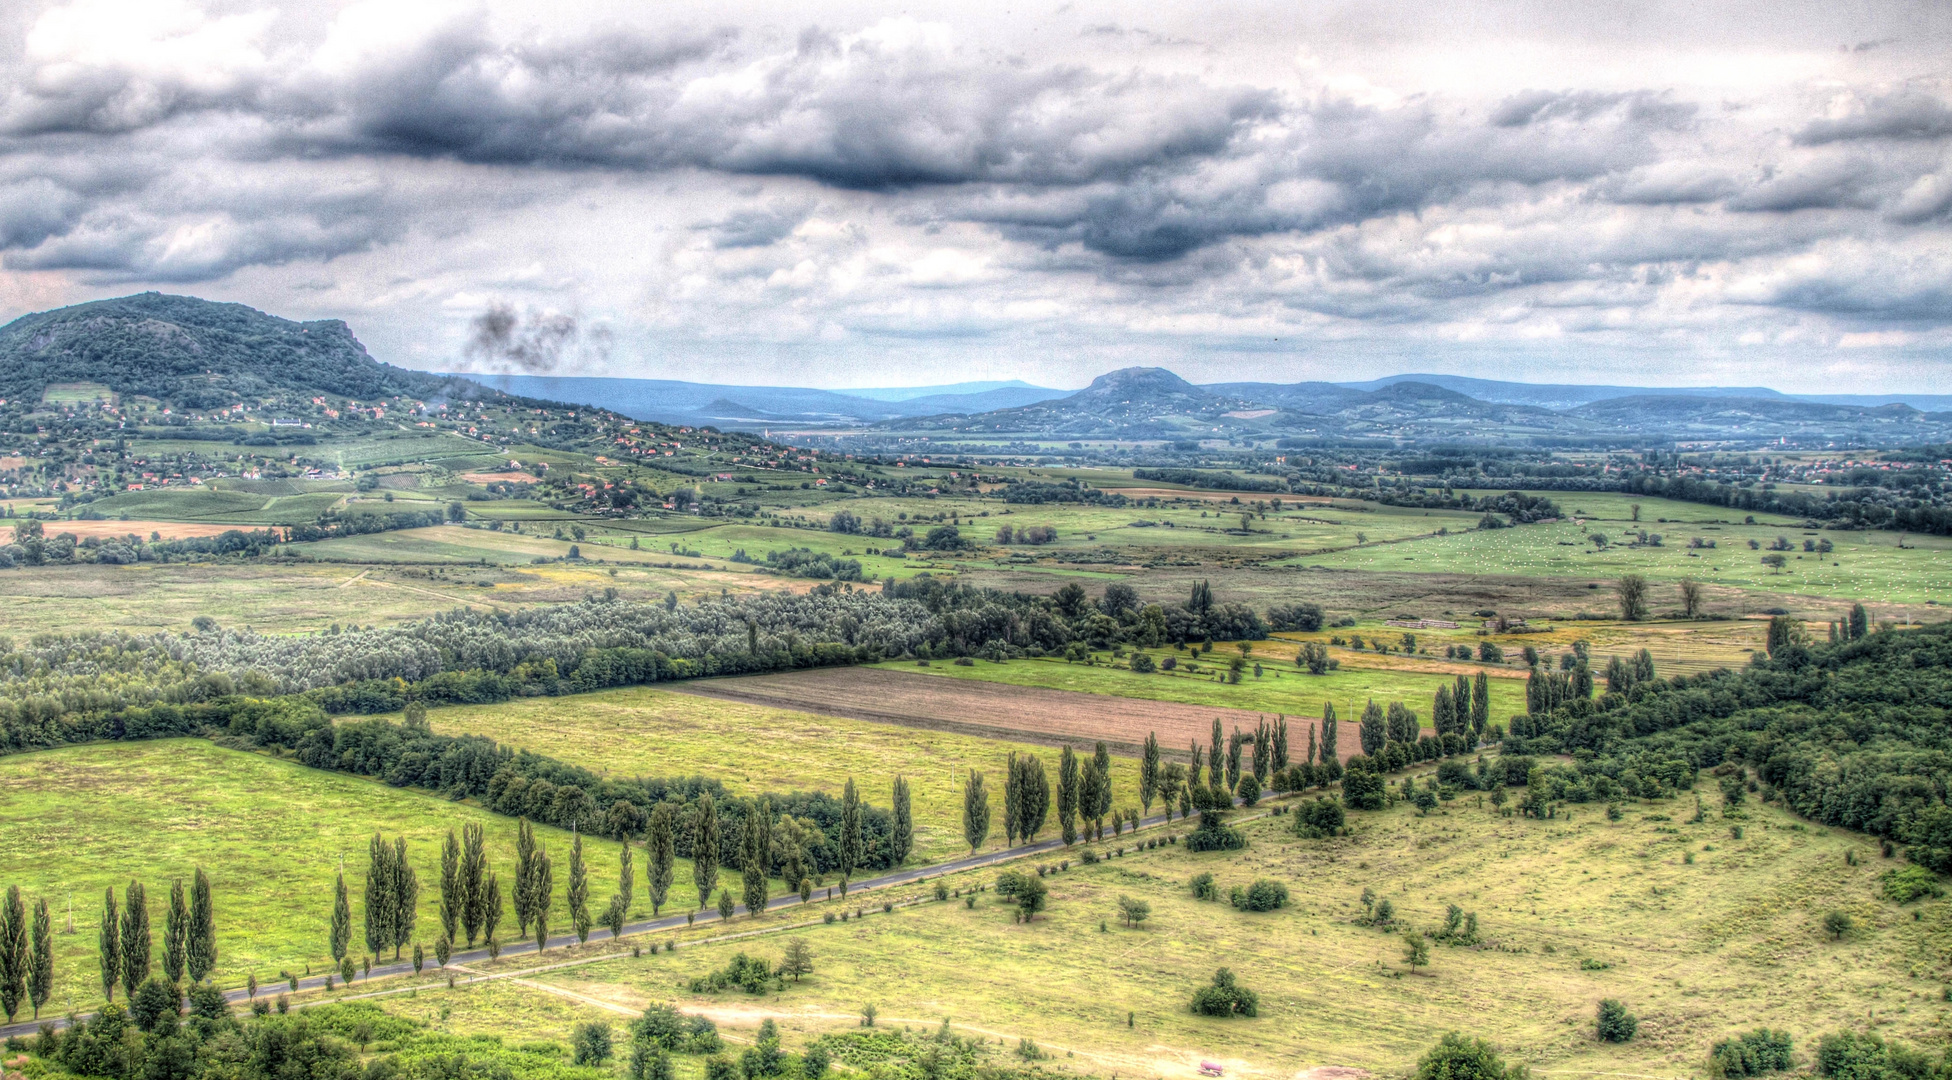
453,373,1068,426
0,293,482,410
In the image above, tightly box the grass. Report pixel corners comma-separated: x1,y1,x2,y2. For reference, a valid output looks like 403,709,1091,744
513,785,1952,1079
1293,504,1952,605
872,653,1531,724
421,687,1144,865
0,739,656,1000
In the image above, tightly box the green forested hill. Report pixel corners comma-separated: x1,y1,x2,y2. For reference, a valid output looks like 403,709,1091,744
0,292,466,408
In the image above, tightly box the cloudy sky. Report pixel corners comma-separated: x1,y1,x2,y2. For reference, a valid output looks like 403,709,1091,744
2,0,1949,392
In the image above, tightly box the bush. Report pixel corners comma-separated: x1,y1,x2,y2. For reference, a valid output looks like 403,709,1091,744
1414,1032,1528,1080
1823,911,1855,940
1190,873,1219,901
1881,865,1944,904
1229,880,1290,912
1342,765,1386,811
1294,797,1346,838
572,1023,614,1065
689,953,775,995
1710,1030,1793,1078
1267,603,1326,632
1236,773,1262,804
1596,1000,1637,1043
1189,968,1259,1017
1130,653,1156,673
633,1004,720,1053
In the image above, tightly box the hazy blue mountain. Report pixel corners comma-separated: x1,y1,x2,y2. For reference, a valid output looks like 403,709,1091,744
832,380,1058,402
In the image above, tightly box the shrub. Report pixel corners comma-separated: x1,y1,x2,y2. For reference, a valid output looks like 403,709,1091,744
1229,880,1290,913
1596,1000,1637,1043
1822,911,1855,940
1189,968,1259,1017
1881,866,1943,904
1414,1032,1527,1080
1295,797,1346,838
1343,765,1386,811
1710,1030,1793,1078
572,1023,614,1065
1190,873,1219,901
689,953,775,995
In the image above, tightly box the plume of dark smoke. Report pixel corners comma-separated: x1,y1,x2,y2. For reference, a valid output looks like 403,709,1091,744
463,302,612,372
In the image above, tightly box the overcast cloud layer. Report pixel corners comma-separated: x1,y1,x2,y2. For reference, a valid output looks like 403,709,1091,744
1,0,1949,391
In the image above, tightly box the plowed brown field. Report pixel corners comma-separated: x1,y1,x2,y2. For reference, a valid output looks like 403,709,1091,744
671,665,1351,759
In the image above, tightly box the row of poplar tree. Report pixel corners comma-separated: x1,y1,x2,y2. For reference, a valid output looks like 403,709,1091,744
319,776,916,977
92,873,218,1005
0,885,54,1021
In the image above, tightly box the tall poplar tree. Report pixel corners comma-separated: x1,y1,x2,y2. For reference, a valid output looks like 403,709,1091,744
1305,723,1318,771
188,869,215,983
0,885,25,1022
29,898,50,1019
119,880,149,1001
890,777,914,866
1003,752,1021,846
1076,753,1102,842
607,843,634,936
1057,747,1080,846
1433,685,1454,738
392,836,417,959
646,802,676,916
460,823,487,946
1360,700,1386,755
1320,701,1339,763
1139,733,1160,816
1472,673,1490,738
515,819,538,936
439,829,461,945
1273,716,1289,771
365,834,394,959
163,879,187,985
741,799,770,917
530,849,554,951
1252,719,1270,782
963,771,990,853
1209,719,1225,791
482,873,502,953
693,794,720,909
98,888,119,1002
330,872,351,965
1092,742,1114,837
1017,755,1049,841
568,831,591,943
839,780,862,880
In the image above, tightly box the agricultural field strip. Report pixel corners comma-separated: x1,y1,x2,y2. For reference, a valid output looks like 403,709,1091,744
671,667,1293,758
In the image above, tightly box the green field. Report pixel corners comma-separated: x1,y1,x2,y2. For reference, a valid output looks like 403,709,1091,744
512,786,1946,1079
422,687,1144,865
872,653,1532,723
0,739,657,997
1295,500,1952,606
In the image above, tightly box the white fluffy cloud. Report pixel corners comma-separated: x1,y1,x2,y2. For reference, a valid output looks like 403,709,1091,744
0,0,1948,390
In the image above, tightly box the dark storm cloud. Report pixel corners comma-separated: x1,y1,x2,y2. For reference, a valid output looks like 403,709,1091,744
704,200,817,248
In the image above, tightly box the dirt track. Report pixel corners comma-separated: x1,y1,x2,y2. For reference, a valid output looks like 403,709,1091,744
671,666,1349,760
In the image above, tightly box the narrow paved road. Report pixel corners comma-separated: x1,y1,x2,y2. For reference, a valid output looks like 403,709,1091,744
0,801,1249,1039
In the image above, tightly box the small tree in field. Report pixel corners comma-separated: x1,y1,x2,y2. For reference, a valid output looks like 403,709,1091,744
1615,575,1648,621
777,940,814,983
1117,896,1151,929
1403,931,1430,973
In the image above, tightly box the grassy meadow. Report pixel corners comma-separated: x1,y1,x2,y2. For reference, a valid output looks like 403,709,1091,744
490,786,1949,1080
0,739,659,999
